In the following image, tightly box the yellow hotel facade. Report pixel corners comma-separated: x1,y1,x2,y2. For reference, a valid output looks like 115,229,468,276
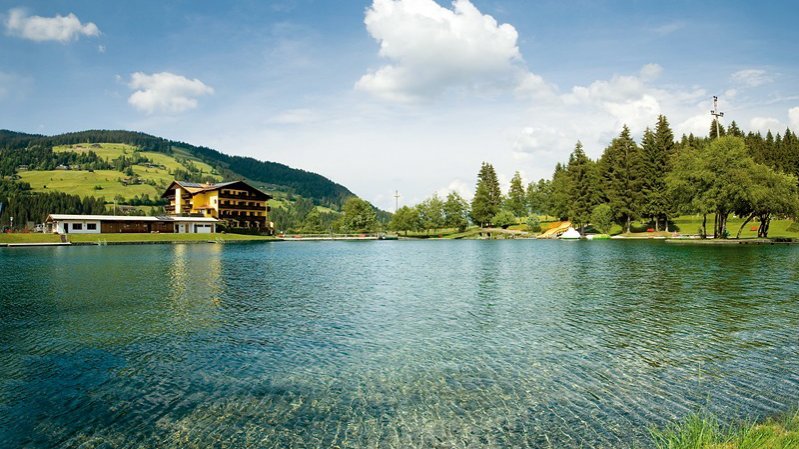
162,180,273,233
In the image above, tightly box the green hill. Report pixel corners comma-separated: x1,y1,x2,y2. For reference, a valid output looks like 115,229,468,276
0,129,355,208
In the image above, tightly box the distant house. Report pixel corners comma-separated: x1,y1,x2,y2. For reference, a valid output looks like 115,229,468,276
46,214,217,234
16,165,29,171
161,180,273,233
55,164,71,170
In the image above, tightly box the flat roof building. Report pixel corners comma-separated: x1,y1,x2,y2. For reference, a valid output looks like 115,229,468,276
46,214,218,235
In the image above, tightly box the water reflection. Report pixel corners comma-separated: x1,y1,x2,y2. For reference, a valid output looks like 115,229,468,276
1,241,798,448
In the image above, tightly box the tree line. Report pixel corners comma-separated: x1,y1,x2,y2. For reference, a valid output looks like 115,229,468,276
0,179,106,227
0,129,357,208
393,116,799,239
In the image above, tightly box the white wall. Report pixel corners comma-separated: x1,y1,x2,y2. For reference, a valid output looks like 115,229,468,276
58,220,101,234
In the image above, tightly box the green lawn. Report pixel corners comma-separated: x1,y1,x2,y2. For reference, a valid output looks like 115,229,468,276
67,233,276,243
0,233,62,243
18,169,160,199
1,233,277,244
54,143,134,160
668,216,799,238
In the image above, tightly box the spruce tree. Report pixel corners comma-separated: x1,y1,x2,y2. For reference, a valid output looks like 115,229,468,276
566,141,599,233
470,162,502,227
597,126,643,233
548,163,572,220
506,171,527,217
640,115,675,231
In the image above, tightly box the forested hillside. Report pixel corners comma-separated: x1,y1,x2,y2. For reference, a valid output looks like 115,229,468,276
0,129,354,206
0,129,362,229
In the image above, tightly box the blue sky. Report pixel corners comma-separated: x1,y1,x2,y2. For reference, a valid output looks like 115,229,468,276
2,0,798,210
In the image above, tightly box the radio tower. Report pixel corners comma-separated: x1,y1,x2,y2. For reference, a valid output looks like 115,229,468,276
711,96,725,137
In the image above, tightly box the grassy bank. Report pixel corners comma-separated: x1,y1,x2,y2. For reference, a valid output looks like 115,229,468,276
651,410,799,449
0,233,277,244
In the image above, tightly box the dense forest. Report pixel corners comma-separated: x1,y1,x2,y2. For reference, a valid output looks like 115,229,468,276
0,179,106,227
392,117,799,239
0,129,355,207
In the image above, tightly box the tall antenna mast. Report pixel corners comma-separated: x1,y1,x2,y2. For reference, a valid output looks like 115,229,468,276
711,95,724,137
394,190,400,213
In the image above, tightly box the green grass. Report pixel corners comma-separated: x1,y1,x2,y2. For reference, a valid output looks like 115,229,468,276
20,143,229,201
0,233,62,243
54,143,134,160
19,169,159,199
651,410,799,449
1,233,277,244
67,233,276,243
669,216,799,239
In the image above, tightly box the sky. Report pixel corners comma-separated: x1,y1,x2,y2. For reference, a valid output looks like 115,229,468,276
1,0,798,211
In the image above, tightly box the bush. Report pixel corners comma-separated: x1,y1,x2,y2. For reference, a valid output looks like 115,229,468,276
492,209,517,229
590,203,613,234
526,215,541,232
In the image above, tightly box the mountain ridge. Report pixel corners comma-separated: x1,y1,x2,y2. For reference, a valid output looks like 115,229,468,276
0,129,355,208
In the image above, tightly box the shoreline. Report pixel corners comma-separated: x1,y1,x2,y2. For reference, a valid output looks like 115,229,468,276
0,233,281,247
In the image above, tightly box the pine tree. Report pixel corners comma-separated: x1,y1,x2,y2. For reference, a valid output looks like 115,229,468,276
526,179,550,215
547,163,572,220
640,115,675,231
566,141,599,233
470,162,502,227
506,171,527,217
597,126,643,233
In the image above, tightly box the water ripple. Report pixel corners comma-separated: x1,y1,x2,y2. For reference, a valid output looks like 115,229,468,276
1,241,798,448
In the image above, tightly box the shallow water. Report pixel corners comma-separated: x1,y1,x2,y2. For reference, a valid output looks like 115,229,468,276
1,240,798,448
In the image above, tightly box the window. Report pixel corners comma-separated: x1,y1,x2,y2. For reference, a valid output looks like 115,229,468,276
87,223,97,230
72,223,83,230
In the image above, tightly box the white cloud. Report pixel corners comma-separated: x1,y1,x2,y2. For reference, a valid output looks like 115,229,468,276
436,179,472,200
515,72,557,101
749,117,784,134
562,64,666,134
4,8,99,42
127,72,214,114
512,126,568,158
789,107,799,132
677,114,713,137
730,69,773,87
356,0,527,102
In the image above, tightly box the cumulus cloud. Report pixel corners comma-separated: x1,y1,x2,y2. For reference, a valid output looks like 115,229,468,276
4,8,99,42
730,69,773,87
750,116,784,134
789,107,799,132
436,179,472,199
562,64,672,133
127,72,214,114
513,126,569,158
356,0,527,102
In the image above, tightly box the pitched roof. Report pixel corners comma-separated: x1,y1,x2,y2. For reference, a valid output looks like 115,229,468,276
162,180,272,199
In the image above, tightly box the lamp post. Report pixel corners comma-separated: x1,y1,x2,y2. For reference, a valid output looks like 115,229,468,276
9,216,13,231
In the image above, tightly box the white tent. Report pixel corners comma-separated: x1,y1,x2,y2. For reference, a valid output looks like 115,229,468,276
560,227,581,239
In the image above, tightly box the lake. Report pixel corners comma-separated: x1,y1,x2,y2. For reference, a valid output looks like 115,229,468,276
1,240,798,448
